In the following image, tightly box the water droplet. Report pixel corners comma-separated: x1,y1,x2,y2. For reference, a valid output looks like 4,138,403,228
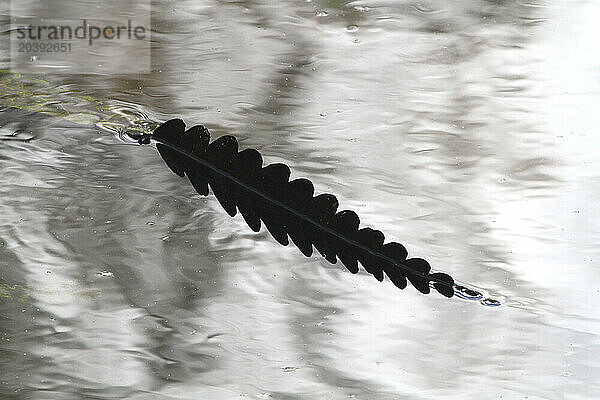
454,285,483,300
161,236,170,241
97,271,114,277
316,10,328,16
347,25,359,32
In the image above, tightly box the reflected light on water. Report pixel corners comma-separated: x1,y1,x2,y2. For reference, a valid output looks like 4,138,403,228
1,0,600,398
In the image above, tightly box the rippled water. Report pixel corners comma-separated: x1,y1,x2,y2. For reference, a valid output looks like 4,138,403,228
1,1,600,398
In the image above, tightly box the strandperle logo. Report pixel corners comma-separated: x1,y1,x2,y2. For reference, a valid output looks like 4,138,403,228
9,0,151,74
15,20,147,46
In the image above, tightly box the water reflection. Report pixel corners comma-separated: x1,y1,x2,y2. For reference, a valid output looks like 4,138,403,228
1,0,600,398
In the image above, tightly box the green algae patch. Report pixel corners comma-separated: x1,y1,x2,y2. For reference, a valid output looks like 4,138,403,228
0,284,29,301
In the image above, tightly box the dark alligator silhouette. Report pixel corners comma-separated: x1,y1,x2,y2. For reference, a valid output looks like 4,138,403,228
135,119,499,303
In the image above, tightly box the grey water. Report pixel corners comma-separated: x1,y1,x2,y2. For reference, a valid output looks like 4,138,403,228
1,0,599,399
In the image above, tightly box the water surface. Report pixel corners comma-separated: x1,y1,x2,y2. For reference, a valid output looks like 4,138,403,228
1,1,599,398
